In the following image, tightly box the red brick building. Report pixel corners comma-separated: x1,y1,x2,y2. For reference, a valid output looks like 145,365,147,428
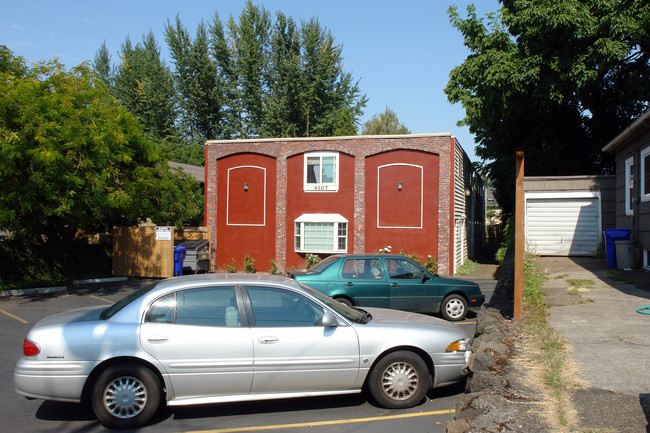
204,134,484,275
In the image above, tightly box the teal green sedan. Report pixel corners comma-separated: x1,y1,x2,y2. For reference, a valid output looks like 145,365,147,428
287,254,485,321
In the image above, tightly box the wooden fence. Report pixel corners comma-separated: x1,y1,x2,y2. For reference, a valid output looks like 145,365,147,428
112,226,211,278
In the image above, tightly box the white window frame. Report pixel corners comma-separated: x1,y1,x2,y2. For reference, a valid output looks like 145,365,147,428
641,146,650,202
304,152,339,192
625,156,634,216
294,213,348,254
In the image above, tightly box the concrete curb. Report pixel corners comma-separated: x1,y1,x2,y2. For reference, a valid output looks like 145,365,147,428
0,276,128,297
0,286,67,297
72,276,128,285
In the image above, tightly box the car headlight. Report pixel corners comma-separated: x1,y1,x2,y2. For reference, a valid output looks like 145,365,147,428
445,337,470,352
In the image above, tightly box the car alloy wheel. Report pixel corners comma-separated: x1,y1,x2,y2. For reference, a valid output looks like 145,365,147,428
103,375,148,419
381,361,419,401
92,365,161,429
368,351,429,409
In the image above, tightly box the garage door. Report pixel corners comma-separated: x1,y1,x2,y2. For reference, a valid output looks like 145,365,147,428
525,195,600,256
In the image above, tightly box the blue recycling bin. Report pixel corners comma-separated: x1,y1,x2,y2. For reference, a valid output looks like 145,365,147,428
603,229,630,269
174,246,186,276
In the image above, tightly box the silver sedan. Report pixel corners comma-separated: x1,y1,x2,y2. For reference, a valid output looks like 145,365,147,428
15,273,470,429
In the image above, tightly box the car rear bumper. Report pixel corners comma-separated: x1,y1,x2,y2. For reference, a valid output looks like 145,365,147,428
14,358,92,402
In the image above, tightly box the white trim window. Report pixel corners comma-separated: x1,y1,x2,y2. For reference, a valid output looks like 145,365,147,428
641,146,650,202
304,152,338,192
625,156,634,215
294,214,347,253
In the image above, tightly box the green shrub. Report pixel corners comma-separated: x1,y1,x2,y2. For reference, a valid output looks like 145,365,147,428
225,258,236,273
243,255,256,273
496,216,514,264
456,259,477,275
269,259,277,274
0,239,111,290
306,253,321,268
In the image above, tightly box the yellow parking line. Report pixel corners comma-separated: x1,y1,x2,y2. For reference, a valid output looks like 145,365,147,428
0,308,29,324
184,409,454,433
84,294,114,304
456,320,476,325
68,290,114,304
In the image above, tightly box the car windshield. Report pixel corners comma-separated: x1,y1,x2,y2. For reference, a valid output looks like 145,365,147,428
296,282,367,323
307,255,340,273
100,283,157,320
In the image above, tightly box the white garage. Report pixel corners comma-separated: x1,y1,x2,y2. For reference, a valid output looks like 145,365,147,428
525,192,602,256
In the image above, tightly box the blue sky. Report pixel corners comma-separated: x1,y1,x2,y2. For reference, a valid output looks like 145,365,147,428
2,0,502,162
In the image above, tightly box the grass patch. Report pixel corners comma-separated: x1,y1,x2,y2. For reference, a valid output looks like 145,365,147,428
456,259,478,275
604,271,633,285
555,273,569,279
567,287,581,296
567,279,593,289
519,252,578,431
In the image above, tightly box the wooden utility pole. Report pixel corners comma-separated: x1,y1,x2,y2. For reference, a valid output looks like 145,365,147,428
514,151,524,323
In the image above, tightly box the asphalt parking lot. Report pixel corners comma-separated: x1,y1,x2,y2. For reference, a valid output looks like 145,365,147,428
0,274,496,433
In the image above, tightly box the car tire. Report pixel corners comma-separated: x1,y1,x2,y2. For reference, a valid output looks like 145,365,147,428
334,296,354,307
91,364,161,429
367,351,430,409
441,294,468,321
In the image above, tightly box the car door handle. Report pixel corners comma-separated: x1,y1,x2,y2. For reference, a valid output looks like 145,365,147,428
344,282,354,286
258,336,279,344
147,335,169,343
390,283,399,287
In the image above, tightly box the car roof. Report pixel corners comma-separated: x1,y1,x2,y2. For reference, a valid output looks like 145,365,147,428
154,273,298,290
328,253,416,259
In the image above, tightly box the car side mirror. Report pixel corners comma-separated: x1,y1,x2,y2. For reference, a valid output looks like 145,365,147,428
422,274,431,283
322,310,339,327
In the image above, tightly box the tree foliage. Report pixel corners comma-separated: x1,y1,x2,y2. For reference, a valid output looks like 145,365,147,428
0,48,202,242
445,0,650,213
362,106,411,135
113,32,178,143
98,0,366,162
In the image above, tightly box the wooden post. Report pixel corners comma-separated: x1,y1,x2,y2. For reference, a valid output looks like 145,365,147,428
514,151,524,323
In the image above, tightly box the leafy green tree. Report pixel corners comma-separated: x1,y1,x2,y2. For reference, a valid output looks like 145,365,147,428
362,107,411,135
0,45,29,76
0,48,201,242
445,0,650,213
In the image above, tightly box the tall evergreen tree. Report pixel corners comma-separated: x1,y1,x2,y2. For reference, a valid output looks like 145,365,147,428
93,41,113,88
95,1,367,157
264,12,302,137
165,17,224,142
112,33,177,142
234,1,271,137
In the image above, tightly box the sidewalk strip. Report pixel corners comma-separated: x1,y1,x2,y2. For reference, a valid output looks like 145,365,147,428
184,409,454,433
0,308,28,324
